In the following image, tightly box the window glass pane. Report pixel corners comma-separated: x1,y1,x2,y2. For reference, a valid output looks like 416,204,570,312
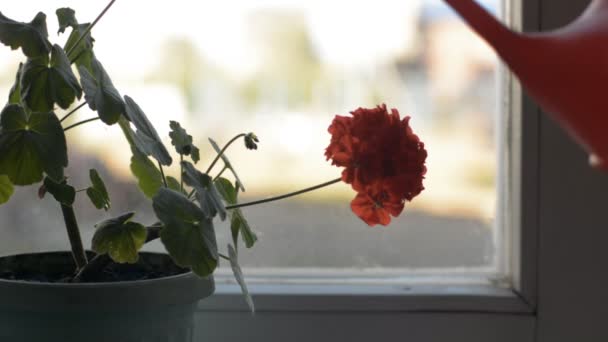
0,0,502,282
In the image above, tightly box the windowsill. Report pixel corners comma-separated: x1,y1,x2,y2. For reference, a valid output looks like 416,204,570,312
198,282,534,314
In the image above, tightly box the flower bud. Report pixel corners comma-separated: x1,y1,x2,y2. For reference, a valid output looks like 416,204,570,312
244,133,259,150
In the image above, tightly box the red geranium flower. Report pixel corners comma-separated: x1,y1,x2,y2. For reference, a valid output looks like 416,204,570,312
325,104,427,226
350,181,405,226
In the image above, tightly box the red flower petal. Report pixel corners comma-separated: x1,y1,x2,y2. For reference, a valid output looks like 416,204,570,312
326,104,427,226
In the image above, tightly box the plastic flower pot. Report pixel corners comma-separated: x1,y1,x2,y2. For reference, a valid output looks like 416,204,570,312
0,251,214,342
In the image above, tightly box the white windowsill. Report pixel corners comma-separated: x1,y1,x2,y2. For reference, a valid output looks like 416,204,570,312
198,282,534,314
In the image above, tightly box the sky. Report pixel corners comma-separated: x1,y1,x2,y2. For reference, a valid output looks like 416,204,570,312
0,0,429,77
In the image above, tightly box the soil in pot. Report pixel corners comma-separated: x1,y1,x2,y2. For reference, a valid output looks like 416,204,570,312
0,251,189,283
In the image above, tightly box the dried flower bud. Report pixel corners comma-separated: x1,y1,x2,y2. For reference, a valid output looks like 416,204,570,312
244,133,259,150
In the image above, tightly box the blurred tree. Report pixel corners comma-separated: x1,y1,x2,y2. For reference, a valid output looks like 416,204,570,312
146,38,213,112
243,10,322,109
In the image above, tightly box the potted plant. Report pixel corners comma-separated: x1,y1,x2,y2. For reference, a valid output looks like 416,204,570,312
0,1,428,341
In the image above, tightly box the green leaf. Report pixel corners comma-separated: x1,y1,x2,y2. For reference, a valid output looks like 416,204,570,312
209,138,245,192
43,177,75,206
86,168,110,210
92,212,147,264
56,8,94,70
153,188,218,276
124,95,172,166
166,175,185,194
130,147,163,198
228,244,254,312
8,63,22,105
169,121,200,163
79,58,124,125
0,105,67,185
0,11,51,58
56,8,78,34
0,175,14,205
64,23,94,71
214,177,256,249
232,208,257,249
191,146,200,164
181,161,226,220
21,44,82,112
214,177,237,204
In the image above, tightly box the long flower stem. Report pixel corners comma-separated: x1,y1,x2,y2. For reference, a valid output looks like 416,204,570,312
60,102,87,123
66,0,117,57
206,133,246,174
60,205,88,269
226,178,342,210
63,117,100,131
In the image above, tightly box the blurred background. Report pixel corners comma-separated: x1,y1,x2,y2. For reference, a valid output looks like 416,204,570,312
0,0,502,281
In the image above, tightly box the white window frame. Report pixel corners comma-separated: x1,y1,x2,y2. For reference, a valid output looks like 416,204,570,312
196,1,608,341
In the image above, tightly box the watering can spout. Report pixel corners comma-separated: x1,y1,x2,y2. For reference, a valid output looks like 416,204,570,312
443,0,522,59
444,0,608,170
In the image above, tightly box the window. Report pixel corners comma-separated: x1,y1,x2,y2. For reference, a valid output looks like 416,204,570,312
1,0,503,281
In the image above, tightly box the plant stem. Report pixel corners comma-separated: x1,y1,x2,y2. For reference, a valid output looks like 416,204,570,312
158,161,168,188
219,253,230,261
226,178,342,210
213,166,227,181
66,0,118,57
69,49,88,65
60,204,88,269
188,188,196,200
60,102,87,123
63,117,100,131
206,133,246,174
180,154,184,192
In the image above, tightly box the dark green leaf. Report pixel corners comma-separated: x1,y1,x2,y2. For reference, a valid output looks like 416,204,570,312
191,146,200,164
64,23,93,71
124,95,172,166
8,63,22,105
86,168,110,210
56,8,77,34
0,105,67,185
209,138,245,192
181,161,226,220
169,120,199,163
169,120,191,153
214,177,237,204
0,175,14,205
232,208,257,249
228,244,254,312
0,11,51,58
21,44,82,112
79,58,124,125
130,147,162,198
214,177,256,249
43,177,75,206
153,188,218,276
92,212,147,264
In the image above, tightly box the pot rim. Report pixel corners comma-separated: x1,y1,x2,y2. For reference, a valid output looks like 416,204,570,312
0,250,211,287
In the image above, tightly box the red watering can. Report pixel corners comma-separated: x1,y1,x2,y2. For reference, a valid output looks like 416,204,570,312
443,0,608,169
